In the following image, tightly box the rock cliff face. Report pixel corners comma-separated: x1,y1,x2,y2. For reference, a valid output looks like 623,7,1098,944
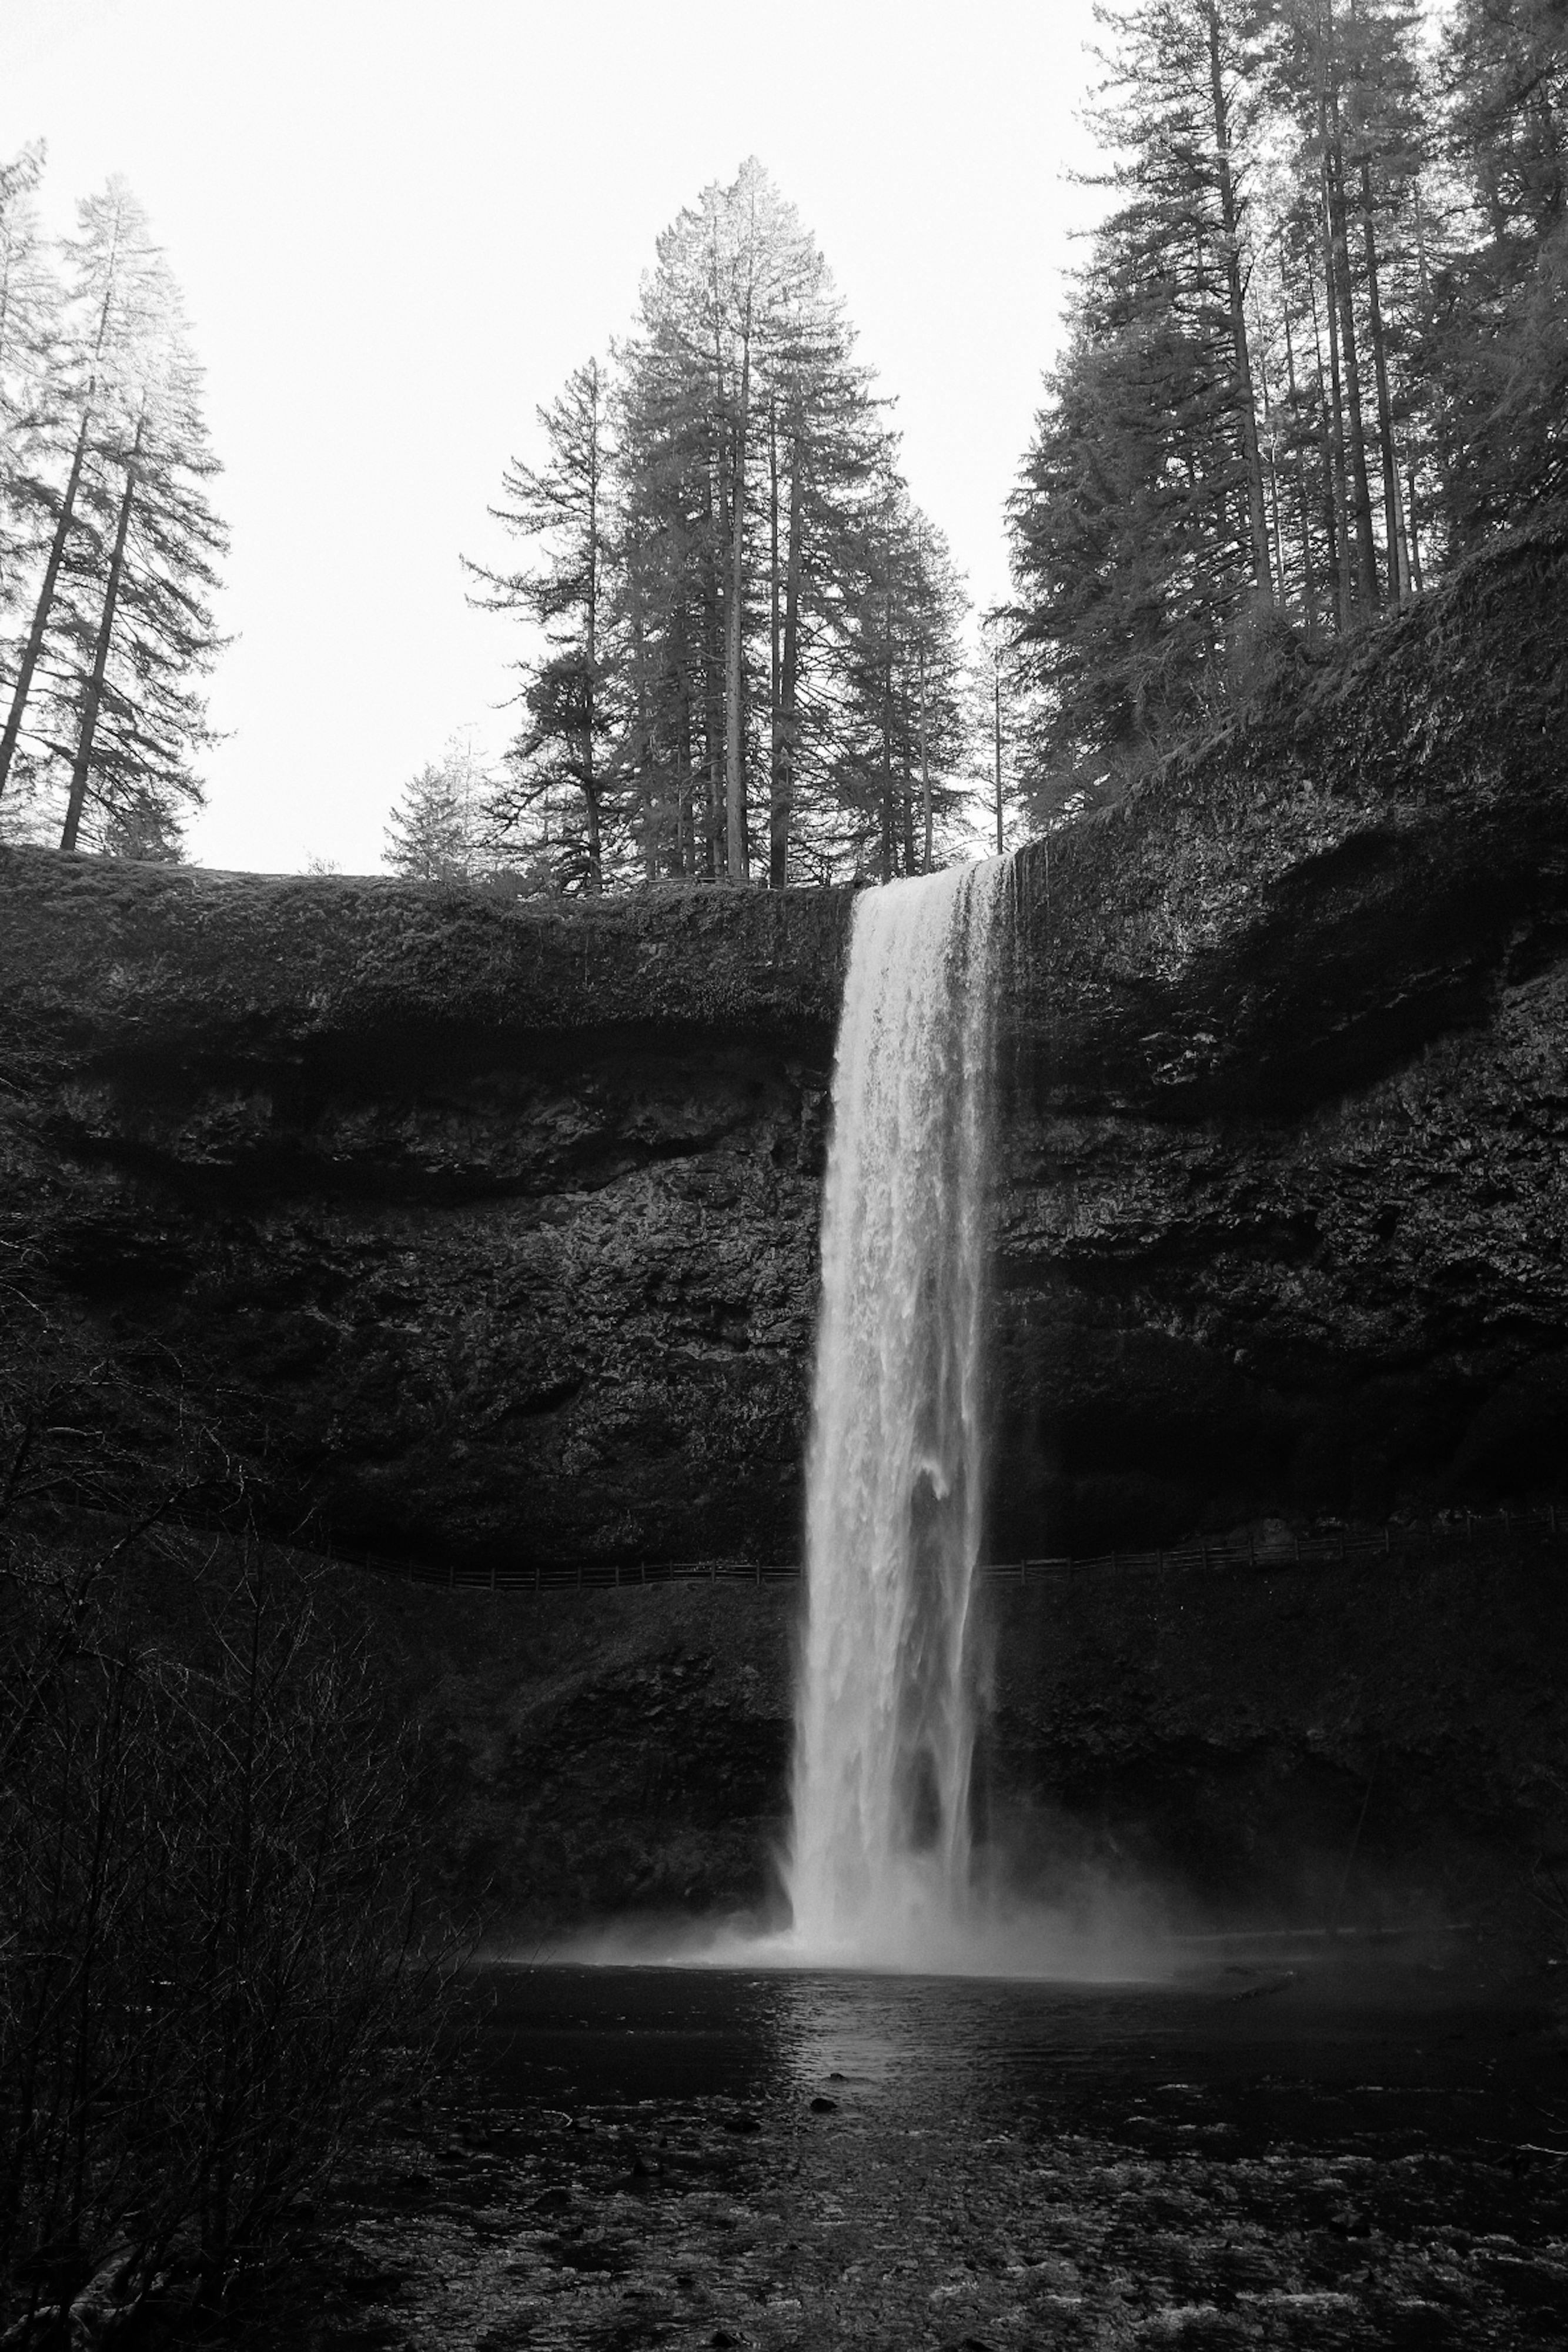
2,520,1566,1567
0,871,850,1565
991,519,1568,1551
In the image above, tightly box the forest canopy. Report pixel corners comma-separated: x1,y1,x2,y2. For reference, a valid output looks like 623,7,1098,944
457,158,984,895
1007,0,1568,820
10,12,1564,888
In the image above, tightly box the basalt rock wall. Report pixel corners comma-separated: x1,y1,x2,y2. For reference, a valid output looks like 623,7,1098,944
2,520,1567,1563
991,518,1568,1552
0,868,851,1565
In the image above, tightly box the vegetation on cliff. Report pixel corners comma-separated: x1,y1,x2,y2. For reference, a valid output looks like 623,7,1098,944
1009,0,1568,817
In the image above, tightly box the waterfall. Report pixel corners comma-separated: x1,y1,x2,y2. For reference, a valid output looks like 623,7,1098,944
787,857,1007,1966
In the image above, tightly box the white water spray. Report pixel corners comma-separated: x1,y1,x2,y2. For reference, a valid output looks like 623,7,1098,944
786,858,1008,1966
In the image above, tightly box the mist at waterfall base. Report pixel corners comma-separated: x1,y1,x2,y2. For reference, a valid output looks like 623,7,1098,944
554,858,1168,1983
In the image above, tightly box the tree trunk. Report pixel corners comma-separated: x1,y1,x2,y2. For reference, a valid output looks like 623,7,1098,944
880,595,894,885
768,398,780,877
1389,455,1413,603
1358,155,1405,597
581,781,602,889
1311,207,1353,628
629,589,656,881
1410,181,1458,523
918,640,932,873
1251,289,1287,596
771,426,802,889
5,249,136,800
703,459,723,879
677,649,696,879
1206,2,1272,594
1279,255,1320,641
581,366,602,890
0,404,92,798
61,415,142,853
897,669,915,877
993,657,1004,857
1320,29,1380,609
725,295,752,883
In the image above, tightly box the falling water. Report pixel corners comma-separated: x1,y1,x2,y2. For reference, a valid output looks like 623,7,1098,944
787,857,1008,1966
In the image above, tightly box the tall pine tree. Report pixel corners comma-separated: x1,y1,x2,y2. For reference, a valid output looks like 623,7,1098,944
0,175,226,854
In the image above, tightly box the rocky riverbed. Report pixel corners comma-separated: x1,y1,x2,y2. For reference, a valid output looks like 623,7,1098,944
289,1958,1568,2352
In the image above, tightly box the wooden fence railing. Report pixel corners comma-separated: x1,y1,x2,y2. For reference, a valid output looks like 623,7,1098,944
322,1501,1567,1597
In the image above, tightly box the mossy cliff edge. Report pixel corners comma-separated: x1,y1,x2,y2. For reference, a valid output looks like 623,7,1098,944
2,520,1566,1568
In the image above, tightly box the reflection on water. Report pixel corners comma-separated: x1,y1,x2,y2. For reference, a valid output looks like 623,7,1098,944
469,1951,1552,2151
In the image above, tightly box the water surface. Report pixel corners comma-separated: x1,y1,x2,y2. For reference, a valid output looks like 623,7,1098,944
325,1952,1568,2349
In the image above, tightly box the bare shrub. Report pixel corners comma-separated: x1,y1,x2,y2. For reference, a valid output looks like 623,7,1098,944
0,1298,452,2339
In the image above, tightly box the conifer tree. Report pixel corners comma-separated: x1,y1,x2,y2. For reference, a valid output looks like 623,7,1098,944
472,161,976,887
612,159,891,886
383,740,489,882
0,146,57,645
1009,0,1453,797
0,175,226,853
0,178,165,808
466,359,614,891
1433,0,1568,534
825,477,969,881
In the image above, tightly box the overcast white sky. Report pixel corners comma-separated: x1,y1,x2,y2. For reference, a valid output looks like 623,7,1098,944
1,0,1104,875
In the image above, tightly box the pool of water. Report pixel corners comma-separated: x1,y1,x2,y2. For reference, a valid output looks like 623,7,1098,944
470,1949,1552,2134
327,1951,1568,2350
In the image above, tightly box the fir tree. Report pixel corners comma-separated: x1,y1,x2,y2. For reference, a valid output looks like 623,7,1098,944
383,740,489,883
466,360,613,892
1433,0,1568,534
0,175,226,854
